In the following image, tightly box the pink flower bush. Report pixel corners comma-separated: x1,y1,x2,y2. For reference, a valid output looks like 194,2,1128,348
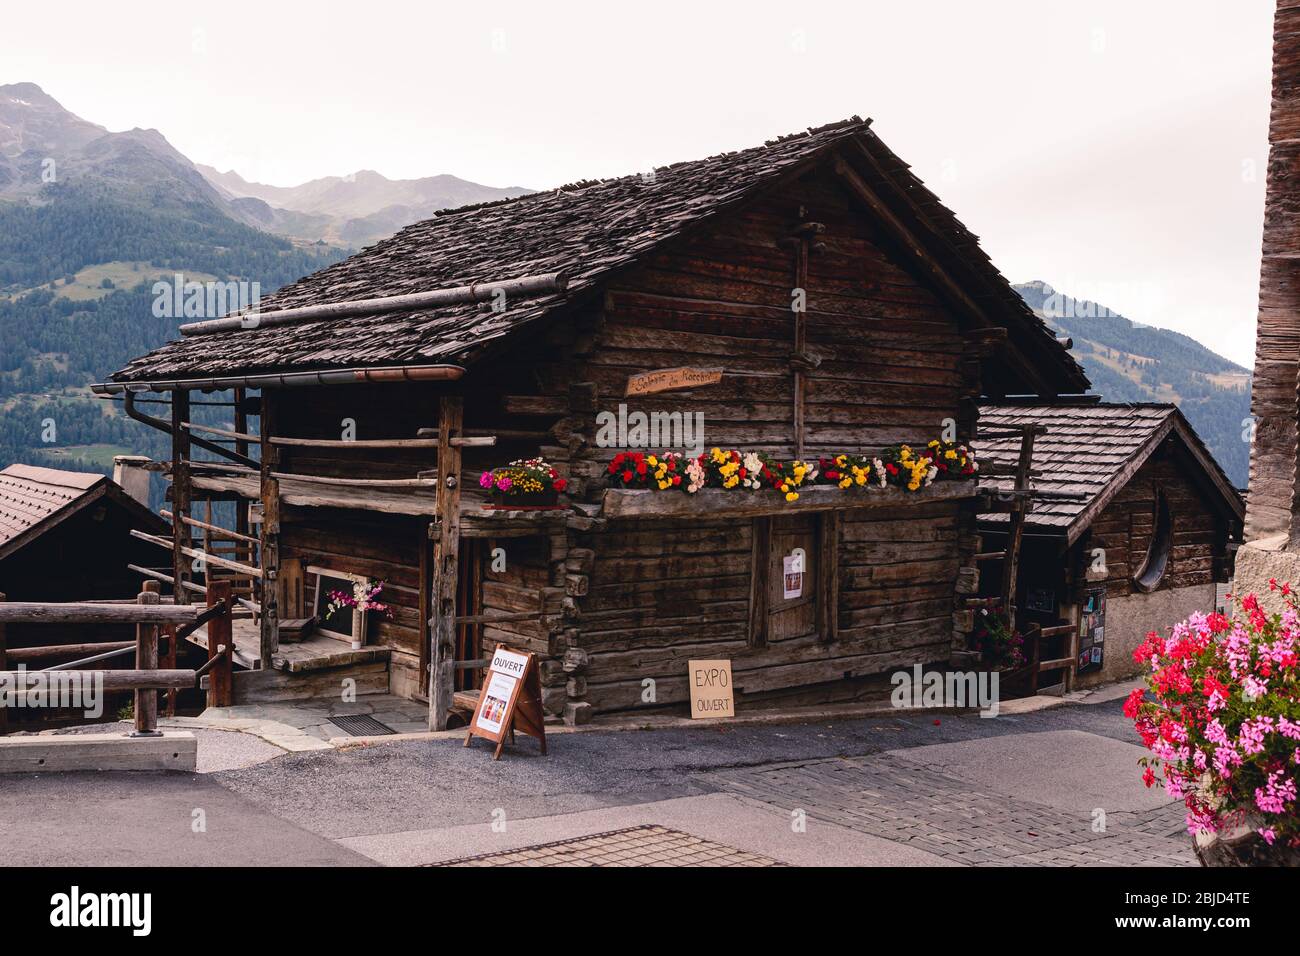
1127,580,1300,847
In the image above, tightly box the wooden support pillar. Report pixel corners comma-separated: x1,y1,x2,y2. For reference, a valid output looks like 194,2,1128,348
1000,430,1037,627
0,591,7,736
170,390,192,605
785,222,823,460
259,391,280,667
429,395,464,731
207,580,233,708
134,582,161,736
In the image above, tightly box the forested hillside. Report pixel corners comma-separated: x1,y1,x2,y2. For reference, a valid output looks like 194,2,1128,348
1015,280,1251,487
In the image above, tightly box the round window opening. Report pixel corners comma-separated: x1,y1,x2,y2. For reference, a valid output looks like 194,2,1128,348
1133,488,1172,592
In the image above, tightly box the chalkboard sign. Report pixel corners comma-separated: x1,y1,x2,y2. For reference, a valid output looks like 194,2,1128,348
313,569,361,640
1077,587,1105,673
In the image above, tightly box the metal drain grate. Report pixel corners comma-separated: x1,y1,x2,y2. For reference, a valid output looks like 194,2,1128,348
329,714,396,736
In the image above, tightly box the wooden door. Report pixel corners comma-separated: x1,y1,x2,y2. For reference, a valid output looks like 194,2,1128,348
768,514,818,641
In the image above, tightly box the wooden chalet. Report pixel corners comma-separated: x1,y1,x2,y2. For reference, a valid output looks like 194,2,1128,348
96,118,1091,726
976,402,1243,689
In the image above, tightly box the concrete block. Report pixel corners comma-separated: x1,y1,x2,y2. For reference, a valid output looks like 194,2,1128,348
0,731,197,773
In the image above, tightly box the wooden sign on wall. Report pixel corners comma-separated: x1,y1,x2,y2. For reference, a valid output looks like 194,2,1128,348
625,366,724,397
687,659,735,719
465,644,548,760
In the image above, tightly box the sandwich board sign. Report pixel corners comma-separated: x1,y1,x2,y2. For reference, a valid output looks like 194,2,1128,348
688,659,735,719
465,644,548,760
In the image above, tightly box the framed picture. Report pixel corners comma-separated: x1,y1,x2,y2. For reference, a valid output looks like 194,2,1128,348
309,566,370,642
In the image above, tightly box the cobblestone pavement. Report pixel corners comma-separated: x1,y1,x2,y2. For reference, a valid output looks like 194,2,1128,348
439,825,783,867
709,753,1195,867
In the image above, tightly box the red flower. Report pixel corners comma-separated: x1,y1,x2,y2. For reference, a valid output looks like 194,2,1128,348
885,463,898,475
553,478,568,492
622,470,633,483
636,462,647,476
1122,687,1146,719
1142,767,1156,788
671,475,681,486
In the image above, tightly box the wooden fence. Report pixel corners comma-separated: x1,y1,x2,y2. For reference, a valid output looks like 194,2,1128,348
0,580,234,735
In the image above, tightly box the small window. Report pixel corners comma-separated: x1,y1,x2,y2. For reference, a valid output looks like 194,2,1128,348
1133,488,1172,592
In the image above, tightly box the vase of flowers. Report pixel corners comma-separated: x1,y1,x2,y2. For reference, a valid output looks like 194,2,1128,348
1127,581,1300,865
324,580,392,650
970,605,1027,670
479,457,568,508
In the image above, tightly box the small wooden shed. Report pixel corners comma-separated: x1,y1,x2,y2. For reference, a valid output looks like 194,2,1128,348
0,463,168,604
976,402,1243,687
98,118,1091,725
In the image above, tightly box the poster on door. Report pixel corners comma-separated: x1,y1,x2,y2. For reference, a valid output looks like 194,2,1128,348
783,549,804,599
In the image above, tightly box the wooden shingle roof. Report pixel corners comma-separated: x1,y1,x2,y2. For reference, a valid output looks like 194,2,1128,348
109,118,1087,394
977,403,1243,542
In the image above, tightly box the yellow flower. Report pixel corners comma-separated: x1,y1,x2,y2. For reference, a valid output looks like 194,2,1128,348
838,477,852,489
945,449,957,460
648,455,658,467
785,491,799,502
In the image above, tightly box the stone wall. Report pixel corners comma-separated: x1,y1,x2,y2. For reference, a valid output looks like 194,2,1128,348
1075,582,1216,687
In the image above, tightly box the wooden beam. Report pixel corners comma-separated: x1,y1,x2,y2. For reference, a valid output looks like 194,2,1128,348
428,395,464,731
0,592,7,736
171,391,192,606
270,436,440,449
602,481,978,519
260,393,280,666
0,669,195,692
182,421,259,443
207,580,234,708
161,510,260,546
6,641,135,663
0,601,199,624
129,530,263,579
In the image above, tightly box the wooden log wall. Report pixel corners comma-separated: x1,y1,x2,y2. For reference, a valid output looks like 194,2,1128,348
1246,0,1300,543
560,166,983,713
1076,446,1227,598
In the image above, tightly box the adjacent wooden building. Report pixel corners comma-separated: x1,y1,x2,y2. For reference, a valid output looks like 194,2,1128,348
98,118,1090,724
976,402,1243,687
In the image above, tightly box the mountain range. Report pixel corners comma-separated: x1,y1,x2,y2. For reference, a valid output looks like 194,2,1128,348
0,82,532,249
1015,280,1251,487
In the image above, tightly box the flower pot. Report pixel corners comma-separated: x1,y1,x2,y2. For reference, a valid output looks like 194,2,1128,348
489,489,558,508
350,613,365,652
1193,816,1300,867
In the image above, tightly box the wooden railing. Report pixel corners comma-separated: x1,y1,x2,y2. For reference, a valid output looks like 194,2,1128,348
0,579,235,736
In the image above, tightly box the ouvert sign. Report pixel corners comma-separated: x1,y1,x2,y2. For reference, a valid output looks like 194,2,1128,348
687,659,735,719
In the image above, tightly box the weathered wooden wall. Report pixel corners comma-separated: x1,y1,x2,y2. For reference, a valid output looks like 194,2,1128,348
1078,446,1229,598
1245,0,1300,543
563,167,980,713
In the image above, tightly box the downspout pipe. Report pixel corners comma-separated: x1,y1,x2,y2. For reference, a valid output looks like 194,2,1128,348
93,363,466,396
124,392,258,469
177,271,568,337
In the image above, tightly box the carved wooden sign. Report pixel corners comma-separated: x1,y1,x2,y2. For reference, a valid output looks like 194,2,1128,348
625,366,724,397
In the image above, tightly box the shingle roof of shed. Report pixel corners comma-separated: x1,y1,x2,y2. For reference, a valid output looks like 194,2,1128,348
0,464,106,559
110,118,1087,393
976,403,1242,542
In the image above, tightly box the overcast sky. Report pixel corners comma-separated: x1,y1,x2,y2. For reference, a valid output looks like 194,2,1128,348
2,0,1274,366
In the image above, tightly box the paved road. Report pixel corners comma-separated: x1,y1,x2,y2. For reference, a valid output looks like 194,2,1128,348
0,692,1194,866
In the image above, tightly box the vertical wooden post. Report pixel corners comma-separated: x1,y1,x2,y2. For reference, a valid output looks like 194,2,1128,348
259,390,280,668
134,581,161,736
161,623,177,717
792,234,808,460
233,387,252,573
428,395,464,731
208,579,233,708
171,390,192,605
1000,429,1036,627
0,591,7,737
